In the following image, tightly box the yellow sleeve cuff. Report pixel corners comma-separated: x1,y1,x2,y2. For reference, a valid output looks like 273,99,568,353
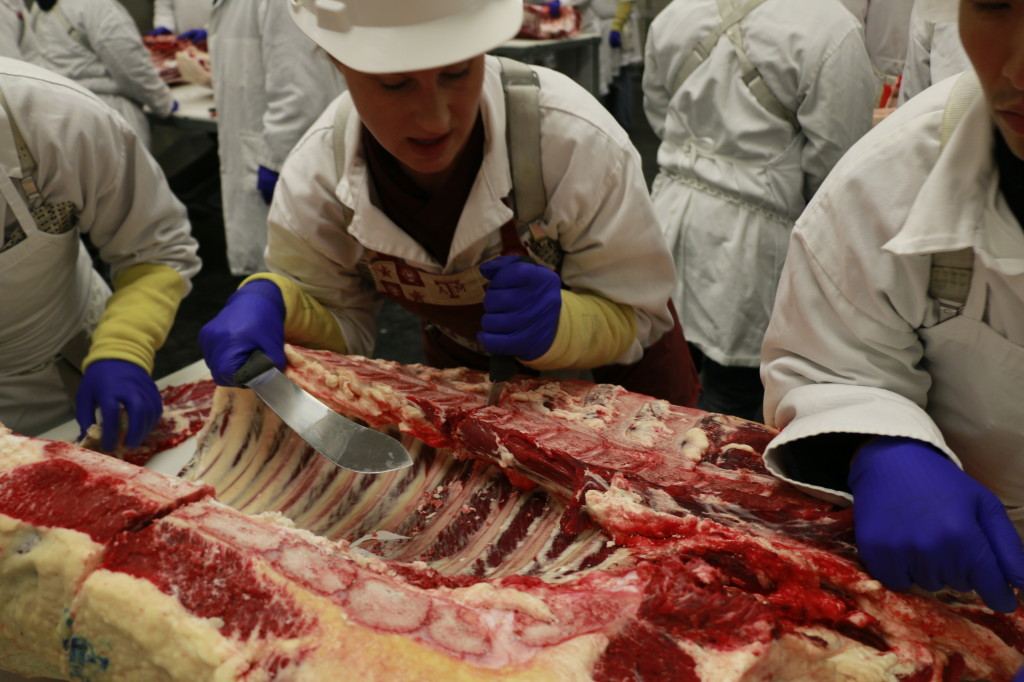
84,263,186,373
523,290,636,371
243,273,348,354
611,0,633,32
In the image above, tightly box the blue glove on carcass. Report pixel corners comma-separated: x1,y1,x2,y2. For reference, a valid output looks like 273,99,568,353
478,255,561,361
1015,666,1024,682
177,28,207,42
257,166,279,205
546,0,561,18
199,279,287,387
76,359,162,452
147,25,172,36
609,30,621,48
848,436,1024,612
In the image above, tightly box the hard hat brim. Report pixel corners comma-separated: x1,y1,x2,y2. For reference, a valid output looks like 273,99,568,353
289,0,524,74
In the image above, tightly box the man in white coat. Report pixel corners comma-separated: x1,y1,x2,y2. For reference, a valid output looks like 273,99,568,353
150,0,210,37
643,0,876,422
209,0,347,277
0,58,201,449
0,0,29,59
761,0,1024,613
840,0,916,97
899,0,971,104
26,0,177,149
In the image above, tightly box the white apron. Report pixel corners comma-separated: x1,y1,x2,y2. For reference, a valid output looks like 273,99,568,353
0,98,107,436
918,263,1024,534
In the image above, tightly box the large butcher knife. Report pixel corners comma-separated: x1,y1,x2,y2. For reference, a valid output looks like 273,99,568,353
234,350,413,473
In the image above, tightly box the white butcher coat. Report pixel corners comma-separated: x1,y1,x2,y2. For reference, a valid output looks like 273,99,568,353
898,0,970,104
761,73,1024,529
643,0,876,367
152,0,210,33
264,57,676,362
592,0,641,95
0,0,26,59
0,58,199,435
209,0,346,276
839,0,915,88
27,0,174,148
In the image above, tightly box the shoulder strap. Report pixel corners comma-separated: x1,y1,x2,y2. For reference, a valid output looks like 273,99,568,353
928,71,983,320
496,56,546,228
332,95,355,180
671,0,796,129
0,84,44,210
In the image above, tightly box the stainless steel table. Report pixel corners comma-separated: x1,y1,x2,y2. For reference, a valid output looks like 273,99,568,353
147,83,217,134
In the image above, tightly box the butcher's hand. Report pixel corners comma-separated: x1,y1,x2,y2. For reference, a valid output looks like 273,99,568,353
478,255,561,361
76,360,162,452
1015,665,1024,682
848,436,1024,612
257,166,279,205
545,0,560,18
199,279,287,387
177,28,207,42
147,26,172,36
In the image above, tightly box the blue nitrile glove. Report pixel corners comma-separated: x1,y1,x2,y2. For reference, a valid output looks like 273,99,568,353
199,279,287,387
609,30,621,48
171,100,179,114
478,255,561,361
546,0,560,18
177,28,207,42
257,166,279,205
147,25,172,36
1015,666,1024,682
848,436,1024,612
76,359,162,452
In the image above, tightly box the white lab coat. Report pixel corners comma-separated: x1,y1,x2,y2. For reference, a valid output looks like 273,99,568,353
152,0,210,33
209,0,346,276
761,74,1024,527
839,0,915,87
27,0,174,148
0,58,199,435
898,0,970,104
643,0,875,368
265,57,677,362
0,0,26,59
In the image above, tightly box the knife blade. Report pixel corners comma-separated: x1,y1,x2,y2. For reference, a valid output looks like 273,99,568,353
487,354,521,406
233,350,413,474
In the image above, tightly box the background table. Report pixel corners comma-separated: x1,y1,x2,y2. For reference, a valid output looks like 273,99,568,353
490,33,602,96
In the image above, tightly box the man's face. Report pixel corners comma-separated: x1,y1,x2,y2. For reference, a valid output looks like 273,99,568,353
335,57,486,191
960,0,1024,159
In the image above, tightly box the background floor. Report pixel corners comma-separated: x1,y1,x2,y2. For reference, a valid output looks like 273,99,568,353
150,65,657,381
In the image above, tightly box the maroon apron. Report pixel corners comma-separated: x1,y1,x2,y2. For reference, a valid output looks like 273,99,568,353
365,221,701,407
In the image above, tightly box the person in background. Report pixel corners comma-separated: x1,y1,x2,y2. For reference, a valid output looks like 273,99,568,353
761,0,1024,613
199,0,699,408
0,0,31,60
148,0,210,42
594,0,640,131
26,0,177,149
899,0,971,103
0,57,201,449
840,0,916,99
208,0,346,277
642,0,875,422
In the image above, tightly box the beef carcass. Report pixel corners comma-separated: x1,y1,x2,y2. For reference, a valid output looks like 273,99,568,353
0,345,1019,680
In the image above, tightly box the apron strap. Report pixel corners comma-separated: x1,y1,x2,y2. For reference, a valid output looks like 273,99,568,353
0,84,44,210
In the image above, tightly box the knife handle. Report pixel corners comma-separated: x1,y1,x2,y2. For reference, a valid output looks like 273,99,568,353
233,349,277,386
489,354,522,384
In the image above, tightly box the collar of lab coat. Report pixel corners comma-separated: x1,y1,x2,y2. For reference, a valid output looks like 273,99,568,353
884,92,1024,275
335,56,515,270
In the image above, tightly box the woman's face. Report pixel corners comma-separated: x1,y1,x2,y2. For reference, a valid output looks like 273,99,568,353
336,56,486,190
960,0,1024,159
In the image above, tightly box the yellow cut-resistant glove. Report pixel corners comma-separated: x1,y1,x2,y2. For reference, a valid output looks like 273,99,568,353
611,0,633,32
83,263,186,372
523,290,637,371
243,273,348,354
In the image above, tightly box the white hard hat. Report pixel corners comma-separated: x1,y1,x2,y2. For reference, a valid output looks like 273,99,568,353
288,0,524,74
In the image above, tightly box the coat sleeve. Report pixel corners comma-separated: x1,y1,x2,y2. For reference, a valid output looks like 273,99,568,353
85,1,175,116
898,6,933,105
640,21,669,140
795,26,876,199
256,0,346,170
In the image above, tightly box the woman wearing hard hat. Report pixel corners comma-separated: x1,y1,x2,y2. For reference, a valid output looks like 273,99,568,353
200,0,699,406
